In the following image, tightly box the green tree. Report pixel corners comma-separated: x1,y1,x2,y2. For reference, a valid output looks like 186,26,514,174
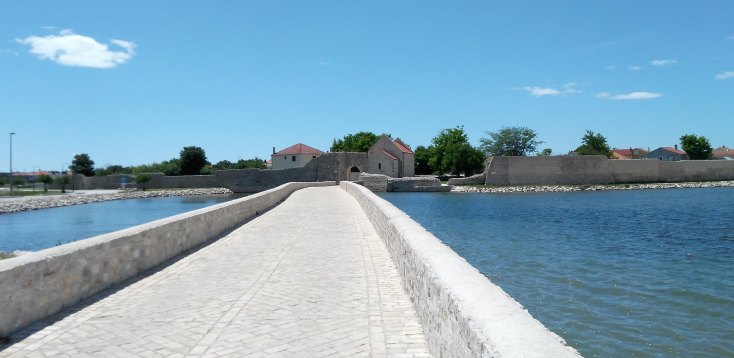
57,175,70,193
135,174,151,191
0,177,5,187
213,160,234,170
680,134,713,160
95,164,129,176
70,153,95,176
37,174,53,191
331,132,387,152
179,146,208,175
479,126,543,156
235,158,265,169
537,148,552,156
429,126,485,175
413,145,433,175
575,130,613,158
11,178,25,187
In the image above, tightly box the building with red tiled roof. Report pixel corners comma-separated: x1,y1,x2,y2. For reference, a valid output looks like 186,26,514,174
612,148,649,160
367,135,415,177
271,143,325,170
713,146,734,160
643,146,688,161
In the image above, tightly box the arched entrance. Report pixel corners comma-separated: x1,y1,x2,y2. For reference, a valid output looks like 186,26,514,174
349,166,361,181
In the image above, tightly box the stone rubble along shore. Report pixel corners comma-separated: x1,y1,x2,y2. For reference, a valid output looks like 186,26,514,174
0,188,234,214
451,180,734,193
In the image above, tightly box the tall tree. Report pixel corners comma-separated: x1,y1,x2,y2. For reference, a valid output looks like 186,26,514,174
330,132,387,152
479,126,543,156
37,174,53,191
680,134,713,159
413,145,433,175
179,146,208,175
429,126,485,175
136,174,151,191
56,175,70,193
70,153,95,176
575,130,613,158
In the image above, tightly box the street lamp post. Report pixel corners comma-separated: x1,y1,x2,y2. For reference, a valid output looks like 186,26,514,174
9,132,15,196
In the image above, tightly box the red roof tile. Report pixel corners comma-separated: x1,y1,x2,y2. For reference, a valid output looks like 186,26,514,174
274,143,325,156
714,146,734,158
382,150,398,160
612,150,632,159
393,138,413,154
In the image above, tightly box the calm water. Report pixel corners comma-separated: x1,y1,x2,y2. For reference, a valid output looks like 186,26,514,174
381,188,734,357
0,195,242,252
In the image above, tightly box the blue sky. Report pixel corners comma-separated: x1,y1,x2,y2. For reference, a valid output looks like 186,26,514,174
1,1,733,171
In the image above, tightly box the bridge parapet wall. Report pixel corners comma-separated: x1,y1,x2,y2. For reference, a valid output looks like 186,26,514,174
0,182,335,338
340,181,580,357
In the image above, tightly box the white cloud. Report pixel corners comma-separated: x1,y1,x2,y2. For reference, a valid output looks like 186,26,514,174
597,91,663,100
650,59,677,67
522,83,580,97
715,71,734,80
726,35,734,41
627,65,642,71
317,60,331,66
605,65,618,70
18,29,135,69
523,86,560,96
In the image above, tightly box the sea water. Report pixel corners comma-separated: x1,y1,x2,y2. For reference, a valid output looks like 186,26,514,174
0,195,240,252
381,188,734,357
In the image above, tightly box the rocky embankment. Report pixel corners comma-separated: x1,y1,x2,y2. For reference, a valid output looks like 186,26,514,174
0,188,234,214
451,180,734,193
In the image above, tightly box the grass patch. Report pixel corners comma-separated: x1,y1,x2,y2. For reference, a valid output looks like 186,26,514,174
0,252,16,260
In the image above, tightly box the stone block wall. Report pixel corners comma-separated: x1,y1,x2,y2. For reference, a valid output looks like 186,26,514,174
447,173,486,186
389,177,449,192
69,153,369,193
485,156,734,186
0,182,335,338
359,173,389,192
340,182,580,357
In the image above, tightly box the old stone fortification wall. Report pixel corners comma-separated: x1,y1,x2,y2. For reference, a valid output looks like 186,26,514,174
482,156,734,186
447,173,486,185
71,153,368,192
0,182,335,338
340,181,580,357
389,177,450,192
359,173,452,192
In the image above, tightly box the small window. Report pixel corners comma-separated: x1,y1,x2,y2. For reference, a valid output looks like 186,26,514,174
284,156,287,159
312,156,316,159
292,156,296,161
378,163,382,170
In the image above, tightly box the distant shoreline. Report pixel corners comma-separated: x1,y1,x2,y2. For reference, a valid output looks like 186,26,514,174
0,188,233,214
451,180,734,193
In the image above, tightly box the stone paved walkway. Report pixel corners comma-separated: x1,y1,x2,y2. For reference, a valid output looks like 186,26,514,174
0,187,430,357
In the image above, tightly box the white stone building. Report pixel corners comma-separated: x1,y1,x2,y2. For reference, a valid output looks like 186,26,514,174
271,143,325,170
367,135,415,177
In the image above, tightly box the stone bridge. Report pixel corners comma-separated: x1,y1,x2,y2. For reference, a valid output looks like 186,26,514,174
0,183,579,357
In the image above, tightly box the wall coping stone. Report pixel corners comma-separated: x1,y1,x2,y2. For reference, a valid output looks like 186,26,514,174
340,181,580,357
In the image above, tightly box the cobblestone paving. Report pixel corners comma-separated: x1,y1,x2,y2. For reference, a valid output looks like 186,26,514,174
1,187,430,357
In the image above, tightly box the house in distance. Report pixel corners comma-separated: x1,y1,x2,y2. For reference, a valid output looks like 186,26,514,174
271,143,325,170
